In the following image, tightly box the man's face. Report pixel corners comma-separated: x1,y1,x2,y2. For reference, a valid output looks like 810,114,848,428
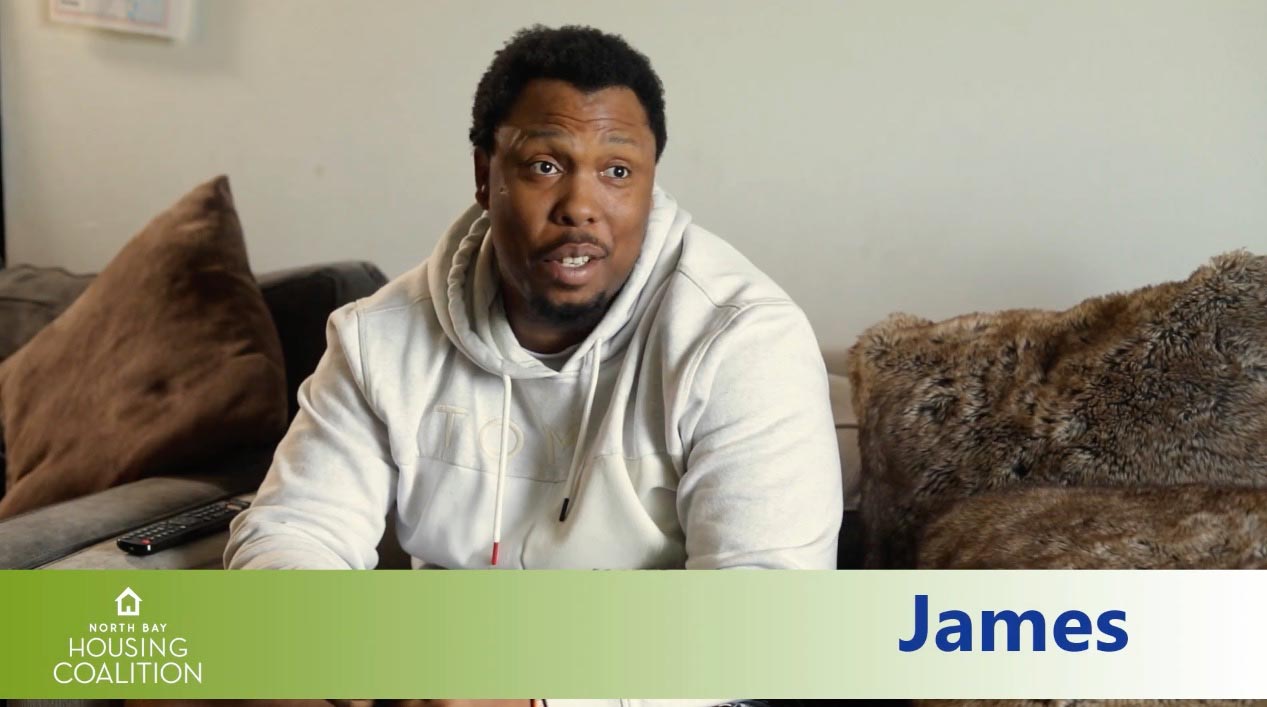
475,79,657,330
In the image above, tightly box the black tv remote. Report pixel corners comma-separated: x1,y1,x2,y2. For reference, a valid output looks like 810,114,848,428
116,499,251,555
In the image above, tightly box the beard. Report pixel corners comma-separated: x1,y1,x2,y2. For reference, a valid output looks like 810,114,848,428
528,289,614,330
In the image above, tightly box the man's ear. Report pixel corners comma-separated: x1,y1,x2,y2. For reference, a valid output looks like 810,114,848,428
474,149,491,210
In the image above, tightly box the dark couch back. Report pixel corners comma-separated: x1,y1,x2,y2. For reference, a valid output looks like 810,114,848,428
256,262,388,419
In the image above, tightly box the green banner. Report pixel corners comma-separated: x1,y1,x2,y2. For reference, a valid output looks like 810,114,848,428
0,569,1263,699
2,570,867,699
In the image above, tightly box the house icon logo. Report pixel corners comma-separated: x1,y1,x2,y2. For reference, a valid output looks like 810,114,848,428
115,587,142,617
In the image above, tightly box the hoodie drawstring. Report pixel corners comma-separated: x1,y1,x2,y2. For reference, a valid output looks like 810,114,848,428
560,339,603,522
490,373,512,566
488,340,606,566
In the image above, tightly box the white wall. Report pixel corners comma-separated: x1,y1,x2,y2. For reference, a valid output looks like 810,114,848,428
4,0,1266,362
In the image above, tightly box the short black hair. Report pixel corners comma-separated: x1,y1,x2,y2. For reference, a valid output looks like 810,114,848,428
470,25,667,161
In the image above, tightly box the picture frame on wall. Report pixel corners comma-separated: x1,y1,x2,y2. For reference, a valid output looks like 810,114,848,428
47,0,194,40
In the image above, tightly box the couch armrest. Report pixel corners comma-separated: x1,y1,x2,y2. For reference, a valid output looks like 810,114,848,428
0,447,273,569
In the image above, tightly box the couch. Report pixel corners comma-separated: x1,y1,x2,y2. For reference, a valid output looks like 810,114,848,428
0,257,862,570
0,261,388,569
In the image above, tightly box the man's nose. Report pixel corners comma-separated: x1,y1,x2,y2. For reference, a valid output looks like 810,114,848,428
552,174,600,227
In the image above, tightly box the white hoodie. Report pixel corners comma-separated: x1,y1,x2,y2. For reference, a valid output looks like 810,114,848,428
225,188,842,573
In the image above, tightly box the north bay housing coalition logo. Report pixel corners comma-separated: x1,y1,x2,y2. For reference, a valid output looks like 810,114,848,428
51,586,204,686
116,587,142,617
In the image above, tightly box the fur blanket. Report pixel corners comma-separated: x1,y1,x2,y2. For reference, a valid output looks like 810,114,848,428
918,701,1260,706
918,484,1267,569
847,252,1267,568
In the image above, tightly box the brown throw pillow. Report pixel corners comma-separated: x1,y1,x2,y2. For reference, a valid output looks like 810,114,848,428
0,176,288,518
847,252,1267,567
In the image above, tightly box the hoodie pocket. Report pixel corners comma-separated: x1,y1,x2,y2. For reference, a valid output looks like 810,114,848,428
395,456,566,569
521,452,685,569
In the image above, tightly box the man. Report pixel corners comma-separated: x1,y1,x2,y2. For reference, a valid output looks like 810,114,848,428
225,25,841,573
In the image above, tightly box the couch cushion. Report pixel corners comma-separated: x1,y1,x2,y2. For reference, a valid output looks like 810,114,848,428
829,374,863,569
827,373,860,512
0,176,289,519
848,251,1267,567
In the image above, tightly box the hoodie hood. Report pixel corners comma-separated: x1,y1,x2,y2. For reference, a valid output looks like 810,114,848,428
426,186,694,564
427,186,691,379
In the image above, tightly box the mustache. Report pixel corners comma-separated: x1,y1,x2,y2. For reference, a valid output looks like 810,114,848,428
530,232,610,260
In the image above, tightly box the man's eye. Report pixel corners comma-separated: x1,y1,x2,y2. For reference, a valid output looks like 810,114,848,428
602,165,631,179
529,161,560,175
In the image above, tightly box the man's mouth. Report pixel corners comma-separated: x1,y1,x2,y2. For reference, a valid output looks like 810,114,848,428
539,241,608,263
558,255,593,269
537,241,608,287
